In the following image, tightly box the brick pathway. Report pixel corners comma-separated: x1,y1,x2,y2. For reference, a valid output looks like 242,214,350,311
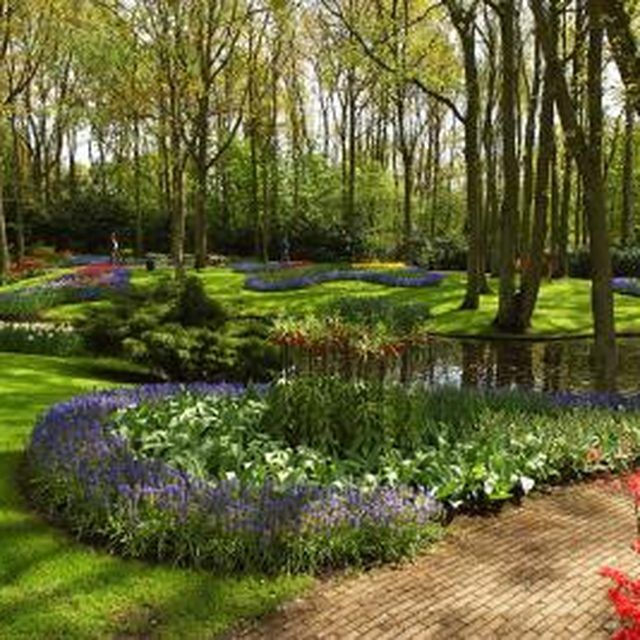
234,480,640,639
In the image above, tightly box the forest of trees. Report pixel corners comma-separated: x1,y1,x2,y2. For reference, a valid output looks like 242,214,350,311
1,0,640,375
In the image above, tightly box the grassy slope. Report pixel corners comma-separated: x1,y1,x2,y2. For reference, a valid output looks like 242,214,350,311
0,354,309,639
36,267,640,336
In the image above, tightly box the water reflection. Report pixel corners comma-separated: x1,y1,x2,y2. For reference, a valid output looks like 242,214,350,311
286,337,640,393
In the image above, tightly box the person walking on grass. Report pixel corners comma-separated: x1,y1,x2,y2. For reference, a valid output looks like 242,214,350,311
110,232,122,265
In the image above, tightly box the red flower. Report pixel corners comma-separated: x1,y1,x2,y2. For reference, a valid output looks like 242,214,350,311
613,628,640,640
627,473,640,503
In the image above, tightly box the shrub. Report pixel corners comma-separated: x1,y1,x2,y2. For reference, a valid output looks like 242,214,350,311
81,276,278,383
570,246,640,279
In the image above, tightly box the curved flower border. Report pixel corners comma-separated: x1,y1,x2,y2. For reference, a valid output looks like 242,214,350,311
245,268,445,292
27,384,441,573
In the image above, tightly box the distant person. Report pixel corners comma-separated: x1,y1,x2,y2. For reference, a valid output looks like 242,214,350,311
281,236,291,263
110,232,122,265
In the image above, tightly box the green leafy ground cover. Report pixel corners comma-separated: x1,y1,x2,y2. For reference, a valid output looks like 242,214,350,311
41,268,640,337
0,353,309,639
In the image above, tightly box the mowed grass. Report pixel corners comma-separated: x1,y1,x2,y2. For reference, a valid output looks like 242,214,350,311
0,354,309,639
26,265,640,337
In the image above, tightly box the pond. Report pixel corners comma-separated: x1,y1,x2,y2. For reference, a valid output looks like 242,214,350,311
284,336,640,393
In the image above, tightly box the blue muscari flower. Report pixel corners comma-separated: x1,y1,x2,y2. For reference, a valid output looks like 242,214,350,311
28,383,441,566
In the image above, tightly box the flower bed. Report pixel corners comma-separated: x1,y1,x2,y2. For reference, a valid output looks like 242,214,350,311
0,321,83,356
0,265,130,321
245,266,445,291
272,297,433,375
230,260,314,274
612,277,640,298
28,384,441,574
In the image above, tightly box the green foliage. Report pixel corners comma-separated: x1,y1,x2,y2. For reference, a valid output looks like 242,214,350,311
570,246,640,279
115,377,640,506
259,378,640,503
325,295,431,333
82,276,279,382
165,276,228,328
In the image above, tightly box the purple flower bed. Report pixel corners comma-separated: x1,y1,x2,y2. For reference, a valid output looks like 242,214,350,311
550,390,640,412
245,268,445,292
612,277,640,297
0,267,131,320
66,254,112,266
27,384,441,573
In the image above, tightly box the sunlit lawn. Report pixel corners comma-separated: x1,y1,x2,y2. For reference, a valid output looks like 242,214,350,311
0,353,309,639
16,265,640,337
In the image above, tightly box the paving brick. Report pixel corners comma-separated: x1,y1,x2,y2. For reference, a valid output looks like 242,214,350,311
234,482,636,639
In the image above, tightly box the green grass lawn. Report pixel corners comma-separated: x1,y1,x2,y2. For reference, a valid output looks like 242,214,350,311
0,353,309,639
22,266,640,337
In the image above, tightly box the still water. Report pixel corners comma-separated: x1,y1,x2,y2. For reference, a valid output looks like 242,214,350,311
286,336,640,393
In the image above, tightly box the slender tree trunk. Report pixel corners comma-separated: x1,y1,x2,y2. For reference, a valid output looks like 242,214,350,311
518,22,556,329
10,114,25,262
194,100,209,270
133,116,143,258
0,124,10,282
586,0,617,386
530,0,617,385
445,3,482,310
495,0,520,329
622,94,635,246
521,41,542,257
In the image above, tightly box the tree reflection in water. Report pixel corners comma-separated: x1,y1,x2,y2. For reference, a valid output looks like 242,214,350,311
285,336,639,393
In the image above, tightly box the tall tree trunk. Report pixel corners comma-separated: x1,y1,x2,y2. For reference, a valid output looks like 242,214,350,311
518,20,556,329
495,0,520,329
133,116,143,258
0,130,9,283
445,2,483,310
346,67,357,248
194,100,209,270
530,0,617,384
521,41,542,258
622,94,635,246
10,114,25,262
586,0,617,386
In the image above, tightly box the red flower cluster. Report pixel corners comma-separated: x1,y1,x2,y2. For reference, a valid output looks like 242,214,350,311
10,257,47,276
601,472,640,638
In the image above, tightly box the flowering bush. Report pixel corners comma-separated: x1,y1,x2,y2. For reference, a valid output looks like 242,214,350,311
28,384,441,573
0,321,83,356
245,266,445,291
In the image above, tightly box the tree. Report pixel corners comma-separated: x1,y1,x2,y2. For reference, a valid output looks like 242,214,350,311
530,0,617,386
